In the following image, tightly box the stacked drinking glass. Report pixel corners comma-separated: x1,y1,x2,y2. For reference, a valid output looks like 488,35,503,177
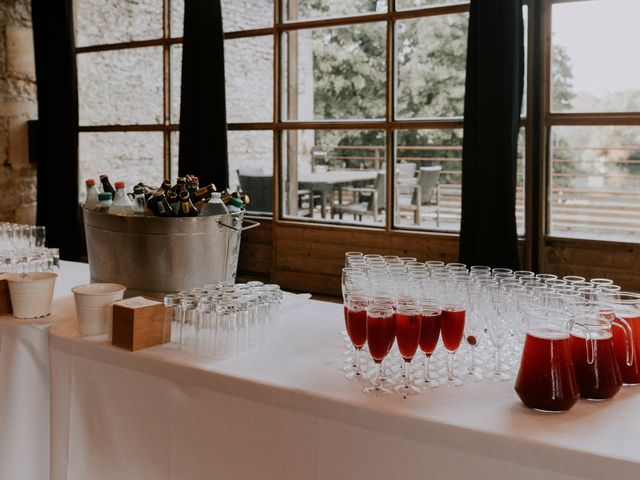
0,223,59,273
164,281,284,358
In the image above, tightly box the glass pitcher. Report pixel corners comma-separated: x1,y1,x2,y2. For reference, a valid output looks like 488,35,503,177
514,306,579,412
570,308,632,400
601,292,640,385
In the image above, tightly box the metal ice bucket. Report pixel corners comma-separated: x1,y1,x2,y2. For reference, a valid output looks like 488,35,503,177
82,208,259,299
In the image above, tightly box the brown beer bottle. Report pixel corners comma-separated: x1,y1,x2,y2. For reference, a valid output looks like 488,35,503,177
173,177,187,194
178,190,199,217
100,174,116,196
160,179,172,193
149,190,174,217
193,184,216,203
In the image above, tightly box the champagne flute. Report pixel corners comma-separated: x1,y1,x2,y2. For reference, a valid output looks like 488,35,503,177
363,303,396,396
415,305,441,389
393,305,422,395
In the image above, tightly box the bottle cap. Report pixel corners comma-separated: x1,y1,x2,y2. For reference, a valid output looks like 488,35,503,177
85,178,96,187
133,186,144,195
99,174,108,180
229,197,244,208
115,181,125,189
98,192,112,201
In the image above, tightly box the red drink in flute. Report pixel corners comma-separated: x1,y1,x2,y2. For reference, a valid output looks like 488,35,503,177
394,306,422,395
363,304,395,396
417,307,441,389
440,305,465,387
344,294,369,382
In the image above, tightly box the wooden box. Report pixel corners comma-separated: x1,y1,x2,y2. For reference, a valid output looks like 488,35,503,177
0,274,12,315
111,297,170,351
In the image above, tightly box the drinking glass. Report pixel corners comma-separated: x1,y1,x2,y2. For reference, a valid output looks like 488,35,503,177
486,295,513,381
440,279,466,387
415,305,441,388
463,289,484,381
363,304,396,396
345,293,369,381
393,305,422,395
562,275,585,284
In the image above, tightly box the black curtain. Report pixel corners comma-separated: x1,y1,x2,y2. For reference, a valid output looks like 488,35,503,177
459,0,524,269
31,0,82,260
179,0,229,189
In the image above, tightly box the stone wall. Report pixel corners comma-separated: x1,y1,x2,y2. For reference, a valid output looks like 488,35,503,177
0,0,37,224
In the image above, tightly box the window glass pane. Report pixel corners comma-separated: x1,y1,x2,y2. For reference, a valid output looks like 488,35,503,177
283,23,386,121
78,132,164,202
78,48,163,126
551,1,640,113
396,0,467,10
229,131,274,215
282,129,385,226
394,129,462,232
286,0,386,21
171,0,274,36
76,0,163,47
549,126,640,242
170,131,180,181
396,13,468,119
516,128,525,236
170,45,182,124
226,36,274,123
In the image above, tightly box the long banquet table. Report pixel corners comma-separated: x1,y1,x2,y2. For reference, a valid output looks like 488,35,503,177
0,261,88,480
41,262,640,480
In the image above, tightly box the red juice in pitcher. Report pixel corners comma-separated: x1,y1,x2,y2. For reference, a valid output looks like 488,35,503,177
440,307,465,352
515,333,579,411
612,315,640,384
570,332,622,400
367,313,395,362
395,310,421,361
346,308,367,349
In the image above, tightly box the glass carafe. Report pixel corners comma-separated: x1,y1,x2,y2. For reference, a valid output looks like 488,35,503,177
601,292,640,385
514,306,579,412
570,309,632,400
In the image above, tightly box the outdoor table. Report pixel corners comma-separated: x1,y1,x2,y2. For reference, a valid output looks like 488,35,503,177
299,170,378,218
46,262,640,480
0,261,88,480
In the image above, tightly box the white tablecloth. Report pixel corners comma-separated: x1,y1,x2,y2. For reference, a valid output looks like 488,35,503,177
47,266,640,480
0,261,88,480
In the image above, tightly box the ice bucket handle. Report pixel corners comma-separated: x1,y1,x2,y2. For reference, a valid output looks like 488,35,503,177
218,217,261,232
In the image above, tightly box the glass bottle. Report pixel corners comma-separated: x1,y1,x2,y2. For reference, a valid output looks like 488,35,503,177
149,190,174,217
99,174,116,196
83,178,100,210
201,192,229,216
132,186,146,214
108,181,133,215
178,190,199,217
97,192,113,213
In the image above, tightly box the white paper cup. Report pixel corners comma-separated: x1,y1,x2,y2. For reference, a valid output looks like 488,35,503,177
7,272,58,319
72,283,126,336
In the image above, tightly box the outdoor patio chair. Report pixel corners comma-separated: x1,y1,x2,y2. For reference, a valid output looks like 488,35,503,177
331,172,386,222
413,166,442,206
237,169,317,217
396,162,417,181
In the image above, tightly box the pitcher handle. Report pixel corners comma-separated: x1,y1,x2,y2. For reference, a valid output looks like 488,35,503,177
573,322,594,365
613,316,634,366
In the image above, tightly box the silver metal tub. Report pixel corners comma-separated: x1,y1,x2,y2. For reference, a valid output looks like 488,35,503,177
82,208,259,299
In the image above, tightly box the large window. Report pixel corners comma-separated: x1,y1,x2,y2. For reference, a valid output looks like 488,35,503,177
547,0,640,242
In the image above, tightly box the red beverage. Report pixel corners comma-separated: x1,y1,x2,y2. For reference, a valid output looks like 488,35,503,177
419,312,441,354
367,313,395,363
612,315,640,384
515,333,579,411
570,333,622,400
395,311,421,361
346,308,367,348
440,307,465,352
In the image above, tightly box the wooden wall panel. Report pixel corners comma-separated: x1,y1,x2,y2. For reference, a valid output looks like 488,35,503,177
237,217,273,278
541,238,640,292
272,223,459,296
